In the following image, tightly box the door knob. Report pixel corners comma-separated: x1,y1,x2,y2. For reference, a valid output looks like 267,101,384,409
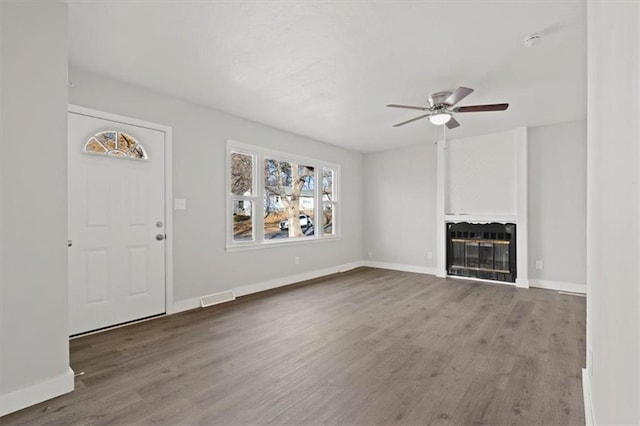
156,234,165,241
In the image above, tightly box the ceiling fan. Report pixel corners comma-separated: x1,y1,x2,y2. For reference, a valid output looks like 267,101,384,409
387,87,508,129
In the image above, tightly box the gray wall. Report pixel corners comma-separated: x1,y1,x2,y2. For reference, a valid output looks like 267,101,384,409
586,1,639,423
528,121,587,286
1,1,73,413
363,142,438,269
69,68,364,303
362,122,587,286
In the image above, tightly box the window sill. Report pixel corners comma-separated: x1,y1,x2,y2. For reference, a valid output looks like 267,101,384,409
226,235,341,252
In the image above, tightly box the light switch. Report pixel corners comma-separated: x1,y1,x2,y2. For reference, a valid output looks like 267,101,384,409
174,198,187,210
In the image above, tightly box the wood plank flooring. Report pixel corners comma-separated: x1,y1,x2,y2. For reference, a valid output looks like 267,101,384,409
2,267,586,425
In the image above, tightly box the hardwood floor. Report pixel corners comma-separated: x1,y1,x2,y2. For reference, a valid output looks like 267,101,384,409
2,268,586,425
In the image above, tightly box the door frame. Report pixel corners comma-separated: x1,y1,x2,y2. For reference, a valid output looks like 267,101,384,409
68,104,175,318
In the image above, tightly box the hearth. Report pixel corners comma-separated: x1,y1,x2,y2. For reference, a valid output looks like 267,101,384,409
446,222,516,283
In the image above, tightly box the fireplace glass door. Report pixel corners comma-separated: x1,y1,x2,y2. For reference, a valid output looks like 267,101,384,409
446,222,516,283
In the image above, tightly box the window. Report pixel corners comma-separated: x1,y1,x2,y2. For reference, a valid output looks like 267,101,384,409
230,152,255,241
227,141,339,249
322,168,336,236
264,158,315,240
84,131,147,160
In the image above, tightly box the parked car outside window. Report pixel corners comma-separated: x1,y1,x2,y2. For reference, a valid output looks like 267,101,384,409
279,214,312,231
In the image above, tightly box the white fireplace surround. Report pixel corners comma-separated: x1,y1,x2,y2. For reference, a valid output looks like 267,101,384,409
436,127,529,288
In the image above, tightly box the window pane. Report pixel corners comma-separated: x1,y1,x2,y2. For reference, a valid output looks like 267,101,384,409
118,132,136,151
232,200,253,241
322,168,334,202
85,137,107,153
231,152,253,196
84,131,147,160
264,158,315,239
264,210,315,240
322,203,334,236
95,131,117,150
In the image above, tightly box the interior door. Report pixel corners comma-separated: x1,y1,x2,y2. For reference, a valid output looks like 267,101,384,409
68,111,166,335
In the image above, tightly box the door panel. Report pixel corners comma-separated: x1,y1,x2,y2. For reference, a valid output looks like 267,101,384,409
84,164,110,227
127,170,148,226
84,250,109,303
128,247,149,295
69,112,165,335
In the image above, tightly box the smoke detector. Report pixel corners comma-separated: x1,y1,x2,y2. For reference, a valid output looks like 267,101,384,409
523,33,542,47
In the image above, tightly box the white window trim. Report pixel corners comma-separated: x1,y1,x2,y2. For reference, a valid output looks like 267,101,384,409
226,140,341,251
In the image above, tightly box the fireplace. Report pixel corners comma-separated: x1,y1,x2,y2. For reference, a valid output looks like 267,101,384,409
446,222,516,283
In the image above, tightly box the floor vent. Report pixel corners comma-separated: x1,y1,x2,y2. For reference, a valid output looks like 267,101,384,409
200,290,236,308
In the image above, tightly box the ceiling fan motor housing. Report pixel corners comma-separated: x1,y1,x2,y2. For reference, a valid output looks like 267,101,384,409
429,91,453,107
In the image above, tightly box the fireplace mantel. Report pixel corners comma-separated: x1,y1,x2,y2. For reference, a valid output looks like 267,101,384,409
445,214,518,223
436,127,529,288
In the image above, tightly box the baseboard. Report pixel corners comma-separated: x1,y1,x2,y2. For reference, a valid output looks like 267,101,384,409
362,261,438,276
447,274,516,287
530,279,586,294
170,261,365,314
337,261,364,273
233,261,364,297
170,296,201,314
167,268,587,316
582,368,595,426
0,367,74,417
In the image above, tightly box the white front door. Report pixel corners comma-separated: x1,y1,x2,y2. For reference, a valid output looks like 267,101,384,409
68,111,166,335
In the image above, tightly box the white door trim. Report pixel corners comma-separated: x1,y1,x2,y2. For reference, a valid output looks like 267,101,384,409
67,104,175,318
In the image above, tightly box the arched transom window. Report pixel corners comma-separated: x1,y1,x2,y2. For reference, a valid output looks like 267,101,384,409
84,131,147,160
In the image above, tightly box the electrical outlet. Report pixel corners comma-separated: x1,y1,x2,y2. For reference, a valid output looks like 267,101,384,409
294,256,300,265
535,260,543,270
427,251,433,260
368,251,373,259
174,198,187,210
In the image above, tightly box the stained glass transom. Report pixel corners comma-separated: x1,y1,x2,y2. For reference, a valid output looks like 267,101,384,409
84,131,147,160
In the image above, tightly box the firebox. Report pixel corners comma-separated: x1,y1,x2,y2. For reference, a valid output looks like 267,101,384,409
446,222,516,283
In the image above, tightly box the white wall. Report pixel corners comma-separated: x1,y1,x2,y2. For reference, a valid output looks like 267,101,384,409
446,130,518,217
528,121,587,288
586,1,639,424
363,123,586,288
363,142,438,271
68,68,364,305
0,1,74,415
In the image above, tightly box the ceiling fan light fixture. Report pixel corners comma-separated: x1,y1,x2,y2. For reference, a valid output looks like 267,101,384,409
429,112,452,125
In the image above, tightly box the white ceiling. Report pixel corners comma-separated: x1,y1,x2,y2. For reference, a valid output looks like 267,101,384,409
68,1,587,153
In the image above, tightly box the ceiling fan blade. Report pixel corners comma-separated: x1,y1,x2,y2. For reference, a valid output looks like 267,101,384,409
446,117,460,129
387,104,429,111
392,114,430,127
454,103,509,113
444,87,474,106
